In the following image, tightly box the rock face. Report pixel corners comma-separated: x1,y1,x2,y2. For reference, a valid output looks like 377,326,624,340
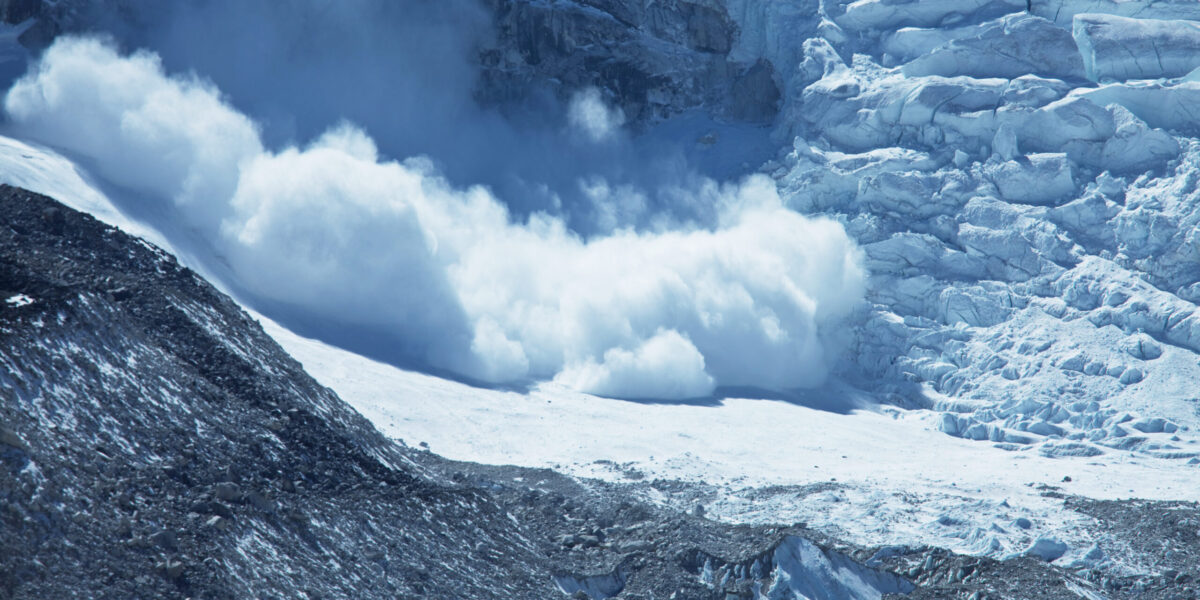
0,0,42,23
0,185,551,598
477,0,784,123
2,0,784,126
0,0,70,48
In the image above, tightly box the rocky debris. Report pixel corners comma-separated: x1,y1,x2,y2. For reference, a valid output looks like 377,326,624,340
1066,497,1200,582
422,456,909,600
423,450,1200,600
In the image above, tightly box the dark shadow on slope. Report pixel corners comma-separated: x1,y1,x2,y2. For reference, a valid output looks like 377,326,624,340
716,384,870,415
603,394,726,408
604,380,876,415
245,295,540,395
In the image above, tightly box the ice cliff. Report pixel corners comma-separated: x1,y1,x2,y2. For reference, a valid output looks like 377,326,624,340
726,0,1200,464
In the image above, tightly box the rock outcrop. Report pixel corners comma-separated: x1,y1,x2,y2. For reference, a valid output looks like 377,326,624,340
477,0,784,123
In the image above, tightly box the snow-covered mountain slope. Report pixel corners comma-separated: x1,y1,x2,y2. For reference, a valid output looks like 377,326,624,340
3,0,1200,594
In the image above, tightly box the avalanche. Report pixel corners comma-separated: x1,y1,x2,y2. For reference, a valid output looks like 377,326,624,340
2,0,1200,579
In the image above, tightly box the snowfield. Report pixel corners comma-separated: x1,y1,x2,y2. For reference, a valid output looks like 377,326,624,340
264,315,1198,572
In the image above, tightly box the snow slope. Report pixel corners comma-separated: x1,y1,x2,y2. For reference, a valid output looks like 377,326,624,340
264,316,1197,572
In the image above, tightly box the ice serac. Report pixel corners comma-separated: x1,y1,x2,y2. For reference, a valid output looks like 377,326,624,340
834,0,1024,33
1074,13,1200,82
1079,80,1200,136
760,0,1200,469
901,14,1084,80
1034,0,1200,27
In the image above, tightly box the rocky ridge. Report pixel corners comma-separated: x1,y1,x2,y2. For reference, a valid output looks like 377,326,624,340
0,185,551,599
477,0,785,123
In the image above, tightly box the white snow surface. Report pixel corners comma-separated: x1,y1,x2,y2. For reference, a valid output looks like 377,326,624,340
264,315,1197,571
5,293,34,307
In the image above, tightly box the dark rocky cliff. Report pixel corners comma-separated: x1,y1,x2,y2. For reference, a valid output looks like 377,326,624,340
0,185,557,598
478,0,784,123
0,0,784,126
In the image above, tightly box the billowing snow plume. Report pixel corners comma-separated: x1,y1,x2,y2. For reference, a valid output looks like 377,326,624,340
568,87,626,143
4,37,866,398
85,0,771,226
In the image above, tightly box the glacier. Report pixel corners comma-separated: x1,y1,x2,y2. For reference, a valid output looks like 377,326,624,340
765,1,1200,469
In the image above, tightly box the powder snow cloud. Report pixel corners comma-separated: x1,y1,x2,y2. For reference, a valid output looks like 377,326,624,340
4,37,867,399
568,87,626,143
